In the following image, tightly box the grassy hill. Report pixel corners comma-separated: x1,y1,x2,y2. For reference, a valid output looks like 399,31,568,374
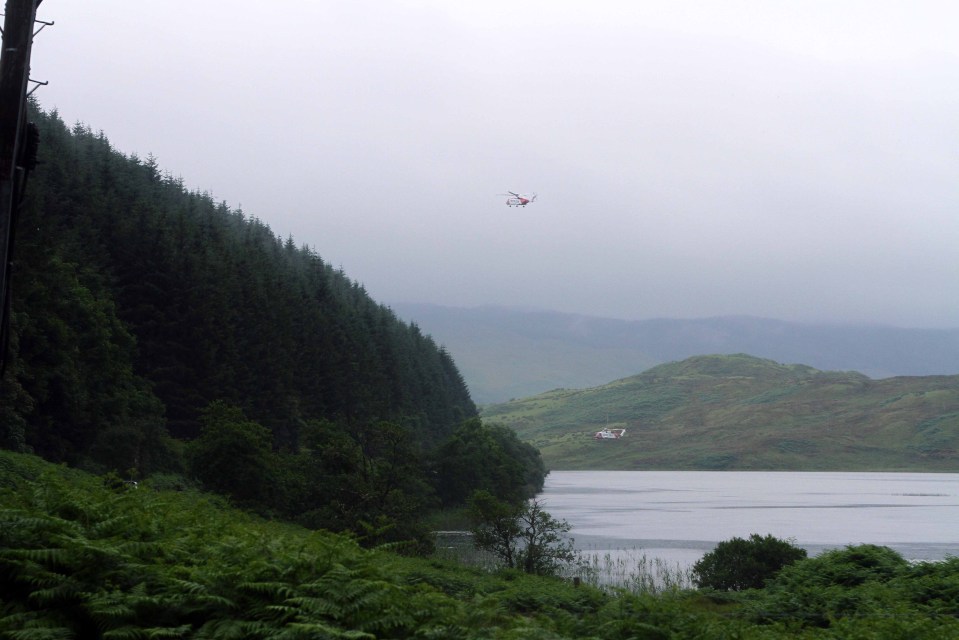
480,354,959,471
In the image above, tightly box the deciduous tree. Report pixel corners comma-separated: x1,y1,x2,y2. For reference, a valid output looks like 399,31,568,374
433,419,546,506
469,491,577,575
189,401,275,506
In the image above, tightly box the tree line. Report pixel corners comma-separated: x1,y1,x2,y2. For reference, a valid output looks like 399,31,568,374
0,104,546,547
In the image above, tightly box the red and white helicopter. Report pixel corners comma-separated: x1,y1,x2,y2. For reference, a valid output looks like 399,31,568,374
501,191,537,207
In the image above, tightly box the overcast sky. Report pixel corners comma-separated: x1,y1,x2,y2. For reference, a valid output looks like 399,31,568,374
30,1,959,328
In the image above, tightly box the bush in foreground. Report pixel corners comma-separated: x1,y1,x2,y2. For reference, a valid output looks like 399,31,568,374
693,533,807,591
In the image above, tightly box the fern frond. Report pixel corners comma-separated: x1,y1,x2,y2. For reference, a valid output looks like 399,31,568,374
100,627,148,640
88,601,135,621
275,622,374,640
183,592,236,611
0,511,77,536
413,624,472,640
3,546,71,566
2,630,74,640
86,591,136,625
88,514,133,539
283,596,341,619
192,617,251,640
0,618,74,640
235,581,295,599
102,624,192,640
262,604,298,619
145,626,193,639
165,578,208,595
115,540,165,559
26,581,83,607
0,611,39,633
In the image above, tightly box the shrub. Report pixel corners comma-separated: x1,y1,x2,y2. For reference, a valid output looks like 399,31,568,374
771,544,909,590
750,545,913,627
693,533,807,591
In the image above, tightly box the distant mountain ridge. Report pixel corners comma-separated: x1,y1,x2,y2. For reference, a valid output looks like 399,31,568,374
390,303,959,404
480,354,959,471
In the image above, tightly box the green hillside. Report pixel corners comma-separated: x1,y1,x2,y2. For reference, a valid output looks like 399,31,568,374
481,354,959,471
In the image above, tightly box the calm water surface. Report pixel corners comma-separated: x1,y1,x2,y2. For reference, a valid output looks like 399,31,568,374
540,471,959,566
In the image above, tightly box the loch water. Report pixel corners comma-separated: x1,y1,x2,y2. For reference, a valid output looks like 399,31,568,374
539,470,959,567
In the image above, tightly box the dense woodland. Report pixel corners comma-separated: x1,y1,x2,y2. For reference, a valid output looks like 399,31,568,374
0,104,545,547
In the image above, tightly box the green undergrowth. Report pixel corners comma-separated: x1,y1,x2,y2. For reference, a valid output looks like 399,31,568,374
3,450,959,639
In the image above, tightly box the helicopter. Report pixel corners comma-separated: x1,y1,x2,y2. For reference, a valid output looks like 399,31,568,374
501,191,537,207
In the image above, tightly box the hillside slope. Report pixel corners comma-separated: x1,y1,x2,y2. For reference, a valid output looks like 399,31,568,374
481,354,959,471
391,303,959,404
2,106,475,471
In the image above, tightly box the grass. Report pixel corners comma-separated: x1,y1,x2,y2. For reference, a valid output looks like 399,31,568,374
566,549,696,594
433,532,697,595
432,530,501,572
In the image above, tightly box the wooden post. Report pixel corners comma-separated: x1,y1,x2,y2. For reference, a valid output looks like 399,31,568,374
0,0,41,371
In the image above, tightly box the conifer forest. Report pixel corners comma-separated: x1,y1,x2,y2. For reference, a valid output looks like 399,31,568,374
0,104,545,548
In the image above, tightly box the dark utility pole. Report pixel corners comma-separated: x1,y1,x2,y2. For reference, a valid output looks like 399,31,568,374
0,0,43,373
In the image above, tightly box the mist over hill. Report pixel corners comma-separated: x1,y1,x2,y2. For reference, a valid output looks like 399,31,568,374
390,303,959,404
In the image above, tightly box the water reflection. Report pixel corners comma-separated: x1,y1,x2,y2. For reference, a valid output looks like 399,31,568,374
539,470,959,565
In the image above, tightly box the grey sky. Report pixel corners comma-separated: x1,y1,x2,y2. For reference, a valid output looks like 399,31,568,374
31,1,959,328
